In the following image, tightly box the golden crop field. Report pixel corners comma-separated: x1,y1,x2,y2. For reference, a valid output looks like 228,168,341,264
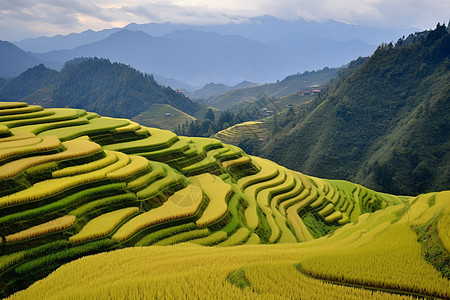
0,102,448,299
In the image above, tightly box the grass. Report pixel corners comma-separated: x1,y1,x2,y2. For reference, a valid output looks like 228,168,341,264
36,117,130,141
131,104,196,131
12,215,447,300
69,207,139,243
0,135,61,162
0,105,42,116
103,127,178,154
52,150,117,178
106,155,150,180
5,216,76,244
190,173,232,227
113,185,204,242
1,102,449,299
3,109,84,129
214,120,273,145
0,139,102,180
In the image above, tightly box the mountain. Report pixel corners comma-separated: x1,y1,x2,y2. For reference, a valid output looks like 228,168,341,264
190,81,258,100
259,24,450,195
151,73,197,93
0,64,58,100
30,30,187,71
204,67,338,110
0,41,43,78
51,58,203,119
1,101,448,298
268,33,375,71
31,29,294,86
1,57,203,121
12,16,416,86
14,28,122,53
16,16,414,53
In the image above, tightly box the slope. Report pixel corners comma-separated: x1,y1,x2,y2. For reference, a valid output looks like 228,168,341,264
2,101,441,297
131,104,196,131
190,81,258,100
8,188,450,299
0,41,43,78
2,57,204,122
0,65,58,101
260,24,450,195
205,67,337,110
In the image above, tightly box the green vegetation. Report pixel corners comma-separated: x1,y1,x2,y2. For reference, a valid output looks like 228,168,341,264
0,58,205,120
236,24,450,196
131,103,196,131
199,67,337,110
0,98,448,299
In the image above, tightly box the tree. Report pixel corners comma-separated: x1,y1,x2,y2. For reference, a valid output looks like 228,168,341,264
205,108,215,122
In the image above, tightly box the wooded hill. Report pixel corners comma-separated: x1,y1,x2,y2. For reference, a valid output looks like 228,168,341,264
0,102,448,298
0,58,203,120
257,24,450,196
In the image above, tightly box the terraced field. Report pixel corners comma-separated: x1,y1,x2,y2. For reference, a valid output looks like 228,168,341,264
214,120,274,145
131,103,196,131
0,102,449,298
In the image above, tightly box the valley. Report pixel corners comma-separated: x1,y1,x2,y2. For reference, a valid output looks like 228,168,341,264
0,13,449,300
0,101,448,298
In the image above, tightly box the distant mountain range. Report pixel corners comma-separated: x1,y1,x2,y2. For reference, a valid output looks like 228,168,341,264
28,29,297,86
3,16,416,86
15,16,414,51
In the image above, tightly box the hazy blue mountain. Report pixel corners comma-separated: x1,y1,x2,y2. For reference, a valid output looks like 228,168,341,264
14,28,122,53
126,15,414,45
268,33,376,71
0,41,43,77
190,81,259,100
152,74,197,93
15,16,417,86
32,29,294,86
16,16,415,54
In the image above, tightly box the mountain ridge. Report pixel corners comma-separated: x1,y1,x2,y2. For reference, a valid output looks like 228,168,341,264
0,58,204,121
258,24,450,195
15,16,415,52
0,41,43,78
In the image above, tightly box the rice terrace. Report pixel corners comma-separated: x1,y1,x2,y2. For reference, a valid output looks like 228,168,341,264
0,102,448,299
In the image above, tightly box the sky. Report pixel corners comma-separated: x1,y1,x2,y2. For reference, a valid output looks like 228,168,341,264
0,0,448,41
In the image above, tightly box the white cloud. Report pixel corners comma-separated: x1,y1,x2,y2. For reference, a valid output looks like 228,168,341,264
0,0,448,40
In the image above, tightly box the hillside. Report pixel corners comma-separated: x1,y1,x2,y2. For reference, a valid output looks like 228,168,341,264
257,24,450,196
204,67,337,110
0,41,43,78
0,101,449,298
131,104,196,131
0,58,204,123
190,81,258,100
0,65,58,100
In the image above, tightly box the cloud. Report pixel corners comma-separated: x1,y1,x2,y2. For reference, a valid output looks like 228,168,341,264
0,0,448,40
